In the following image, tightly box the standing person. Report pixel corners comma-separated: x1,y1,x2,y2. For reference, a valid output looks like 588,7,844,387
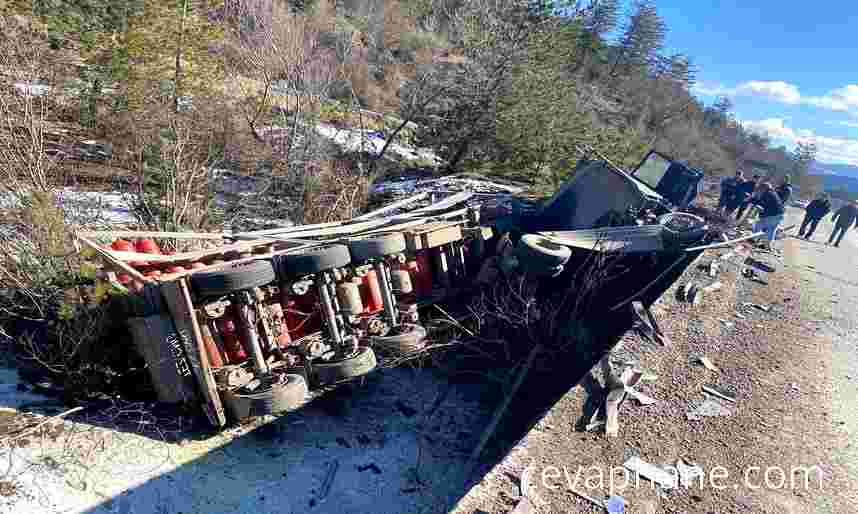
798,193,831,240
827,200,858,248
718,169,743,215
776,176,794,204
749,182,785,250
734,173,761,220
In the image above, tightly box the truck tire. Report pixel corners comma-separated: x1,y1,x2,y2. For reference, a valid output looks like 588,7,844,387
514,234,572,270
370,323,427,355
191,260,276,298
280,244,351,277
659,213,708,246
348,233,407,262
312,346,377,385
222,373,308,421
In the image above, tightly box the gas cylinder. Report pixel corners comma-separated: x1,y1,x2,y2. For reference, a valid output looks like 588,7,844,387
112,239,148,268
135,238,162,255
390,269,413,295
336,282,364,316
215,315,247,363
267,302,293,348
353,271,384,314
413,251,434,297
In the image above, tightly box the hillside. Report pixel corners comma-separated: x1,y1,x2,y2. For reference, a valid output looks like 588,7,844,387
0,0,823,231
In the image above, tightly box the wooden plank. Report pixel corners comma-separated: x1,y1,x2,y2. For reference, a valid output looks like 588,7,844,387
75,234,151,283
352,192,429,221
160,279,226,428
101,239,295,264
404,223,463,252
77,230,227,240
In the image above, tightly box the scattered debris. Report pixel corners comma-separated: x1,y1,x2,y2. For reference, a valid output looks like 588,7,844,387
789,383,800,393
357,463,382,474
702,385,736,403
696,356,719,373
676,459,705,487
606,495,626,513
687,397,734,420
623,456,676,489
568,487,606,509
708,260,720,277
316,460,340,503
625,387,658,406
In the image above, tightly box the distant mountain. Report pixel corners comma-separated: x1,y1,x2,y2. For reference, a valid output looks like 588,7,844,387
810,162,858,177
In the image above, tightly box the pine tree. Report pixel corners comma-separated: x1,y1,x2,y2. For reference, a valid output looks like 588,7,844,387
609,0,665,77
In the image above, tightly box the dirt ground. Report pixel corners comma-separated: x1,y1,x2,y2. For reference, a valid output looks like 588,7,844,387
452,206,858,514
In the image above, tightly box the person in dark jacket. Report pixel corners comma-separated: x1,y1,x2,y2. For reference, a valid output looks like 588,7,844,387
734,173,761,220
827,200,858,247
776,176,794,204
718,170,743,215
750,182,785,249
798,193,831,240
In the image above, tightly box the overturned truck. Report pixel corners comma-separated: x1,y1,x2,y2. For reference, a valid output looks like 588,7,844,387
75,153,744,452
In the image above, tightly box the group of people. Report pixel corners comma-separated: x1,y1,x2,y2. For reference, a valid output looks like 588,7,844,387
798,194,858,247
718,167,858,249
718,170,793,249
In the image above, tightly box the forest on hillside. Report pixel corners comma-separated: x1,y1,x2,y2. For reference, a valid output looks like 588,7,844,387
1,0,821,233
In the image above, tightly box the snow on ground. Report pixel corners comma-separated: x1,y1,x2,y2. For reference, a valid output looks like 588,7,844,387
0,367,493,514
314,124,442,166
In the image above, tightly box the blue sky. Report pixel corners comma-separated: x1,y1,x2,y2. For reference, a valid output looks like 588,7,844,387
638,0,858,165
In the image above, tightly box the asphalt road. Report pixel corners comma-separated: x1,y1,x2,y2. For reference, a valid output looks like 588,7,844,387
784,207,858,503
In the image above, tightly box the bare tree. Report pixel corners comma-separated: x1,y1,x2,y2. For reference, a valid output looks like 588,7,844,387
0,17,66,199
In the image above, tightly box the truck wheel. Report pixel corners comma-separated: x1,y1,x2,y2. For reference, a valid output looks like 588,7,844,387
222,374,308,421
312,346,377,385
514,234,572,270
280,244,351,277
659,213,708,245
348,233,407,262
370,323,427,355
191,260,276,298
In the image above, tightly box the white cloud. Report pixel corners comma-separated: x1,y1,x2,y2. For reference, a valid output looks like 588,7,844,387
694,81,858,115
824,120,858,128
742,118,858,166
736,81,802,104
691,82,734,97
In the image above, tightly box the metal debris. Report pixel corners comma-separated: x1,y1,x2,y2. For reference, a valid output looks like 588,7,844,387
697,356,719,373
623,456,676,489
702,385,736,403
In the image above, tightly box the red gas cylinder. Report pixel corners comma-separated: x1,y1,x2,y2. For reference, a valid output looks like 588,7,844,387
215,315,247,363
413,251,434,297
267,302,292,348
135,238,162,255
354,271,384,314
112,239,148,268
